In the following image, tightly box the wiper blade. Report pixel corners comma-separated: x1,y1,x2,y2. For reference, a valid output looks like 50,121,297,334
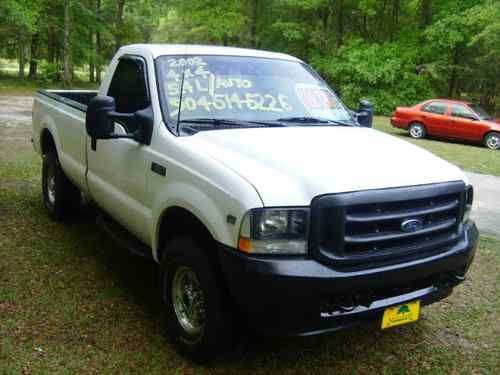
179,118,286,128
275,116,354,126
276,116,331,123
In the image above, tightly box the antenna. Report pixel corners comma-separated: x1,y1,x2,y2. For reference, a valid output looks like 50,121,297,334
176,48,187,135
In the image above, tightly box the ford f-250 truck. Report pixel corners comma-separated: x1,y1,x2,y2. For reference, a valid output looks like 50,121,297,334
32,44,478,361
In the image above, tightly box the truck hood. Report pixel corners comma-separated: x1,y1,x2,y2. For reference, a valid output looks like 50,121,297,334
186,126,466,206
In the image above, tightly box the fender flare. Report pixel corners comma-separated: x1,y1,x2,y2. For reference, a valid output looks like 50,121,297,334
151,182,234,262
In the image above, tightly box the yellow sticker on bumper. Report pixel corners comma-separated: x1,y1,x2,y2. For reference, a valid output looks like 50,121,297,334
381,300,420,329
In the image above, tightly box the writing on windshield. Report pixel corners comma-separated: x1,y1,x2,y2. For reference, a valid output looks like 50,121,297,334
157,55,352,124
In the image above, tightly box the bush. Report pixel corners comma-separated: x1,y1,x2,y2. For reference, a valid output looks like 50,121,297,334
39,61,61,84
311,39,436,115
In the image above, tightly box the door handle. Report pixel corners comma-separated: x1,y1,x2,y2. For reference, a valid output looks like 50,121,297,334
151,162,166,176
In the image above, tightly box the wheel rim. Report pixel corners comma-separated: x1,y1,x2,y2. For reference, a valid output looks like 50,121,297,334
46,166,56,205
487,135,500,149
410,125,423,138
171,265,206,337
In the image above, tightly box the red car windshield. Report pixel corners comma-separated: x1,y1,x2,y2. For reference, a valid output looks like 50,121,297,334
470,103,493,120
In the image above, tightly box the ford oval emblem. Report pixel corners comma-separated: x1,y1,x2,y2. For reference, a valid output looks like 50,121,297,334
401,218,424,233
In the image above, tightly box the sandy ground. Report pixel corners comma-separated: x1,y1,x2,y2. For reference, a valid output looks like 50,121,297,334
0,96,33,150
0,95,498,238
466,172,500,238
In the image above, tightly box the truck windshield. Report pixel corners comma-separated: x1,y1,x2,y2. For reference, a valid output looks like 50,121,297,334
156,55,354,132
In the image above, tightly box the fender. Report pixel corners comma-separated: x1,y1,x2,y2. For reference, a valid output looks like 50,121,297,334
150,181,235,262
37,114,61,156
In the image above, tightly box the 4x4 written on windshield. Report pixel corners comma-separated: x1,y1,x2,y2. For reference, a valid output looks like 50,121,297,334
164,57,293,116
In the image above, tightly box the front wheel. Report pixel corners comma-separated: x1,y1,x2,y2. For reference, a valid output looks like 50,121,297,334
484,132,500,150
160,237,238,361
408,122,426,139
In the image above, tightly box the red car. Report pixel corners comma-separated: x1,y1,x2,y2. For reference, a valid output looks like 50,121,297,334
391,99,500,150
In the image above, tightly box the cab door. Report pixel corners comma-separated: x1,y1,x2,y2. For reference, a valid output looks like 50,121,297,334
86,56,153,244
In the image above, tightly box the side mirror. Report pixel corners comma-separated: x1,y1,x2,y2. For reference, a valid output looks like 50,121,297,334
356,99,373,128
86,96,115,139
85,96,153,145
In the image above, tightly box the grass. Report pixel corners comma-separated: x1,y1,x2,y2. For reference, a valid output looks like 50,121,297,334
0,67,98,96
1,114,500,373
374,116,500,176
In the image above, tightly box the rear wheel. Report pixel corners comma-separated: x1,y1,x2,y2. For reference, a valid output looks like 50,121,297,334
484,132,500,150
160,237,238,361
408,122,426,139
42,151,81,220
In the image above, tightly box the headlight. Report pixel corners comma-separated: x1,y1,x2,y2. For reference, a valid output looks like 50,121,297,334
238,208,309,255
462,185,473,223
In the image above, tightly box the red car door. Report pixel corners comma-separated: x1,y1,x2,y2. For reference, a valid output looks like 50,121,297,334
419,101,451,135
449,104,487,142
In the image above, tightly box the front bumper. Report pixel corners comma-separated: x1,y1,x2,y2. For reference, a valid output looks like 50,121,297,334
217,221,479,337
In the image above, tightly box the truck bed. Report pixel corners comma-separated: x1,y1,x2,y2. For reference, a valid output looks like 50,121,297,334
37,89,98,112
33,90,95,195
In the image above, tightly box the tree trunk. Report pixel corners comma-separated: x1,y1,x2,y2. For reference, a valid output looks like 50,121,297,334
47,0,56,63
115,0,126,52
249,0,259,48
29,32,40,79
362,13,367,39
391,0,400,40
336,0,344,48
420,0,432,28
18,37,26,79
63,0,72,87
377,0,387,41
48,25,56,63
89,32,95,82
447,46,460,98
317,6,330,50
96,0,102,84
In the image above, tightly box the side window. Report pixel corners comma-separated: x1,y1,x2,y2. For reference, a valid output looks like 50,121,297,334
107,58,149,114
422,102,448,115
450,104,476,120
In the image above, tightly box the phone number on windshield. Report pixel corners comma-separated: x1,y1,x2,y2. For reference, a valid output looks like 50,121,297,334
169,93,293,116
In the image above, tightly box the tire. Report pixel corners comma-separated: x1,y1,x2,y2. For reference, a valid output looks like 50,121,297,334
484,132,500,150
160,237,237,362
408,122,426,139
42,150,81,220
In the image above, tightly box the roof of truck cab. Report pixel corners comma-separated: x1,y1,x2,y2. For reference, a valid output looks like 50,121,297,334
120,44,302,62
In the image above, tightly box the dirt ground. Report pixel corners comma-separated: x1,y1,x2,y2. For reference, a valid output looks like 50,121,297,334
0,96,33,154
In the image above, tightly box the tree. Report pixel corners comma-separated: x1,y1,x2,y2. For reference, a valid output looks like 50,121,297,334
63,0,71,86
28,31,40,78
420,0,432,28
115,0,126,51
0,0,498,116
95,0,102,83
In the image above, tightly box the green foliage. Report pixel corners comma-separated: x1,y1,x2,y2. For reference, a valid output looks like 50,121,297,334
312,39,436,114
39,61,61,84
0,0,499,115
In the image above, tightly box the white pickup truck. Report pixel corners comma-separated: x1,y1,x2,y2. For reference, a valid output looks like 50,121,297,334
32,44,478,361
